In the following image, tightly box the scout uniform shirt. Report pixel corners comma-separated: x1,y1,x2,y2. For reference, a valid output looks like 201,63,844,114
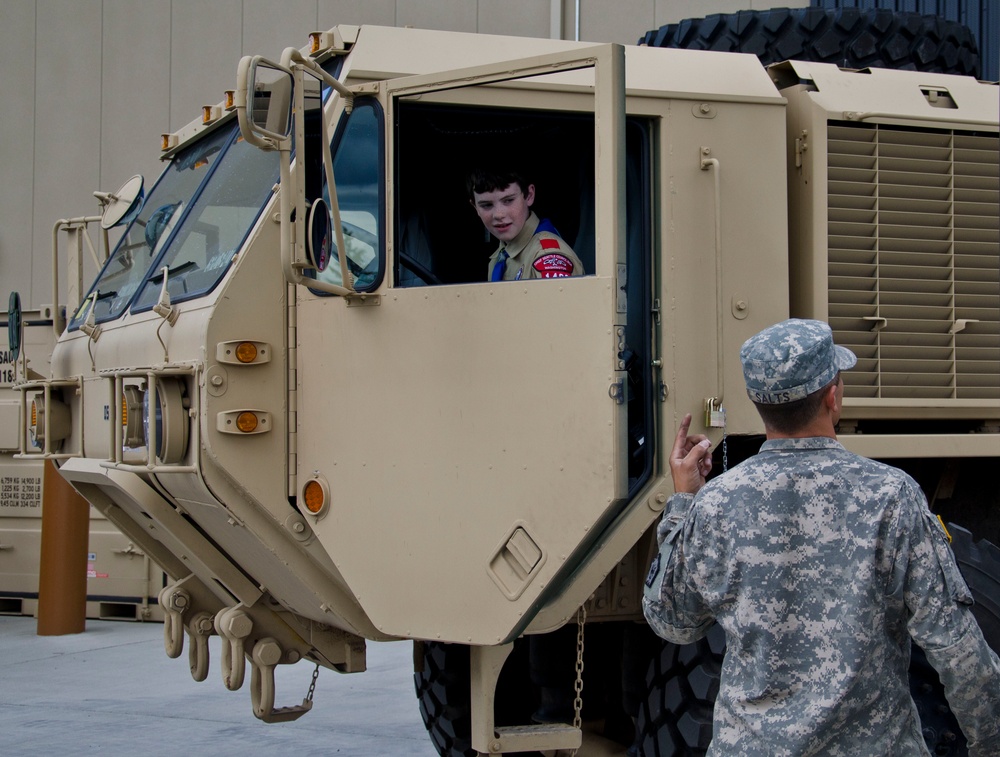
487,212,584,281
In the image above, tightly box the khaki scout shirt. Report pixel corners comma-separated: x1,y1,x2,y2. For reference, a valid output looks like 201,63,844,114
487,212,584,281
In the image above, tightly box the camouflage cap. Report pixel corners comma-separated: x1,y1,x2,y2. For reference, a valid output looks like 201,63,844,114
740,319,857,404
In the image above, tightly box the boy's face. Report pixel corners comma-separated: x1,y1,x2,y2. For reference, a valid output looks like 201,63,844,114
471,182,535,243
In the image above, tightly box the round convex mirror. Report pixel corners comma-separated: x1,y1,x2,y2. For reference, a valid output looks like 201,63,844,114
100,174,145,230
306,199,332,273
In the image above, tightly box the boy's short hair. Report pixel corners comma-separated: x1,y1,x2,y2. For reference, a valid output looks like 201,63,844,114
466,168,530,200
752,374,839,434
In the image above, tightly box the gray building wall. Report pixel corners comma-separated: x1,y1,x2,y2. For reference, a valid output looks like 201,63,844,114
2,0,834,311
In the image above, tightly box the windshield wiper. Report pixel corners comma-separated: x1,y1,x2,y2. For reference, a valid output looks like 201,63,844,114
147,260,197,283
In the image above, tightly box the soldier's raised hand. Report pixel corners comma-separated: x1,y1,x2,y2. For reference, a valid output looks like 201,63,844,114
669,413,713,495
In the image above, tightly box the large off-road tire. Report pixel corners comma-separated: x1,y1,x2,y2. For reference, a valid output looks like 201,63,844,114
635,530,1000,756
950,524,1000,651
911,525,1000,756
414,640,537,757
635,624,725,756
415,642,478,757
639,7,980,78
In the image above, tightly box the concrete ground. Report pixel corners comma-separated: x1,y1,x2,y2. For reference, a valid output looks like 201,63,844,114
0,615,438,756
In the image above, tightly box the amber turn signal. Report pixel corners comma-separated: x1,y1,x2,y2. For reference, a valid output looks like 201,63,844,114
236,412,259,433
303,479,326,514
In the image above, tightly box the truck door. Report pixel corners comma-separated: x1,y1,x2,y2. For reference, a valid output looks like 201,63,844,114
296,45,635,644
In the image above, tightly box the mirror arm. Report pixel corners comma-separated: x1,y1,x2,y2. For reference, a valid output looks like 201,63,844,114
284,48,355,114
284,48,354,291
236,52,355,296
276,153,353,297
316,74,352,291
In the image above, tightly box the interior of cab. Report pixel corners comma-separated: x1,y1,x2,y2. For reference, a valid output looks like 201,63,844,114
394,102,599,287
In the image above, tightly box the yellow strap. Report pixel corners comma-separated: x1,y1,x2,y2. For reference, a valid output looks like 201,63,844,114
936,514,952,543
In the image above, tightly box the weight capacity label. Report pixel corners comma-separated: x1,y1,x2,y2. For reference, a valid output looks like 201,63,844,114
0,474,42,513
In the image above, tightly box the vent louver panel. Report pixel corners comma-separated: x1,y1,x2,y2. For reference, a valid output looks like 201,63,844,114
827,123,1000,401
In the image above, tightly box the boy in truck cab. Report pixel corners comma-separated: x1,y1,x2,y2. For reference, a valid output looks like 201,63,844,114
467,168,584,282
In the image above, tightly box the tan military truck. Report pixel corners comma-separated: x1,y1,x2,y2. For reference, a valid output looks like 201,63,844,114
2,301,165,622
10,18,998,757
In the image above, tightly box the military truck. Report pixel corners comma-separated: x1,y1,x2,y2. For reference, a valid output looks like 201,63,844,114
2,302,165,623
9,16,998,757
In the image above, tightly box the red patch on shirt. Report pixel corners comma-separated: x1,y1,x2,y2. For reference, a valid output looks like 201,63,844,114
533,253,574,278
539,238,561,250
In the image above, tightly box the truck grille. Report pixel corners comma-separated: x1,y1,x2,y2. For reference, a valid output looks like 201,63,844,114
827,122,1000,400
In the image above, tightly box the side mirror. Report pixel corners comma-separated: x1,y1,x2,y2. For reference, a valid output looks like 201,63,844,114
97,174,145,230
305,199,332,272
7,291,22,363
238,56,294,144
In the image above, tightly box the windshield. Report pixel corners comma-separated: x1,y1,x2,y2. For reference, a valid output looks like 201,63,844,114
131,130,280,312
70,126,230,328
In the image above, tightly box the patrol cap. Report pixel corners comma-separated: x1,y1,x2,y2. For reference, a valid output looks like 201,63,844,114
740,319,857,404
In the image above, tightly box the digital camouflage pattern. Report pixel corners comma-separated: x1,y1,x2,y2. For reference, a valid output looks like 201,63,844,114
740,319,857,405
642,437,1000,756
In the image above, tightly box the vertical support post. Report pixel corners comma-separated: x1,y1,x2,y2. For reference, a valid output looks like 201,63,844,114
36,459,90,635
66,225,84,326
469,643,513,755
592,43,626,280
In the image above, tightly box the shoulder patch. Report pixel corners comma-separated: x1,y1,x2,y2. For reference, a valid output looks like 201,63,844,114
532,253,574,278
644,554,661,589
539,238,561,251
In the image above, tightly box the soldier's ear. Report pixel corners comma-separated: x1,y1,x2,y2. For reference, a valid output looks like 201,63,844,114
524,184,535,206
823,378,842,414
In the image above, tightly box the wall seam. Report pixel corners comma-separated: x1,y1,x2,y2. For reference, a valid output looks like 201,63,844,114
99,0,105,191
29,0,38,302
168,0,174,132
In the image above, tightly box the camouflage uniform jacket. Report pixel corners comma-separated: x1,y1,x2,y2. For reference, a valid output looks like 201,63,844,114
642,437,1000,756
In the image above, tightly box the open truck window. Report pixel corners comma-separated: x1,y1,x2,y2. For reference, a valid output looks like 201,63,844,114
395,104,598,288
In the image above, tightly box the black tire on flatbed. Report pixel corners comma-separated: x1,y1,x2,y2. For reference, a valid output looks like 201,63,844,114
639,7,980,78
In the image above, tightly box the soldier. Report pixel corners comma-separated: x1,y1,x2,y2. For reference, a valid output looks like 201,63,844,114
643,318,1000,755
467,168,584,281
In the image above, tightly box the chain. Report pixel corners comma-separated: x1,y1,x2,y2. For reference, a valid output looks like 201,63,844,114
306,663,320,703
568,604,587,756
721,406,729,473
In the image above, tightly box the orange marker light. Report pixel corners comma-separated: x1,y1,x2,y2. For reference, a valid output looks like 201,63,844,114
235,342,258,363
236,412,258,433
303,479,325,514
